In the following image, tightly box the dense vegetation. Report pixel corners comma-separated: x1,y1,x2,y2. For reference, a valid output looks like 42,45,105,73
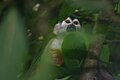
0,0,120,80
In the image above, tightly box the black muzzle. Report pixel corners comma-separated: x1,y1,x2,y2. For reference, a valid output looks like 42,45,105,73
67,24,76,32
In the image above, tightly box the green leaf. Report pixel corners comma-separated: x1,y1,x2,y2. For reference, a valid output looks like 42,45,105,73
62,32,88,60
0,7,28,80
100,45,110,65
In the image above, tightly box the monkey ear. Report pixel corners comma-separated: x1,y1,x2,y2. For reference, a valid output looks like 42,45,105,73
53,22,60,35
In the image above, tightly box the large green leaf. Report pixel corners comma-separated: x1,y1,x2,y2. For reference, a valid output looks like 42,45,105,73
0,7,28,80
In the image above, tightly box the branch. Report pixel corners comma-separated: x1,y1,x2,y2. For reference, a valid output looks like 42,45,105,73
80,34,114,80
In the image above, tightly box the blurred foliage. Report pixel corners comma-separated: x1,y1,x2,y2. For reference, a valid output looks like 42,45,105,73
0,0,120,80
0,7,29,80
62,32,88,60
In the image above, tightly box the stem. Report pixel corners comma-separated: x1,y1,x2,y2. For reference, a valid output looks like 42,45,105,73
92,13,99,34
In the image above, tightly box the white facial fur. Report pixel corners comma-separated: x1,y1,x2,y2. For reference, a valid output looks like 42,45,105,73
53,17,81,35
73,19,81,28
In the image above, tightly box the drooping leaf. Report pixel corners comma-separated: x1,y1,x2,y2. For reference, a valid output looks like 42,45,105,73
0,7,28,80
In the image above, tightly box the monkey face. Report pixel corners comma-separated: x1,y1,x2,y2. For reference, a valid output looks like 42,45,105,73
53,17,81,35
62,17,81,32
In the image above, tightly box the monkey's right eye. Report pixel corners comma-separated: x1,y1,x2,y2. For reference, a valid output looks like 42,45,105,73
65,19,71,23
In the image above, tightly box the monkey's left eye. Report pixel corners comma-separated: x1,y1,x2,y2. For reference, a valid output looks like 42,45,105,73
73,21,79,25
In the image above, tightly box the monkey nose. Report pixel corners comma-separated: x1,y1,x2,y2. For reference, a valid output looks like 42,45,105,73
66,24,76,32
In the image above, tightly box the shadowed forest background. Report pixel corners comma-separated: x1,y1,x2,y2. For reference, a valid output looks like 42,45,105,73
0,0,120,80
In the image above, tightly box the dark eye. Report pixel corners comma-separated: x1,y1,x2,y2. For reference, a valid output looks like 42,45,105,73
73,21,79,25
65,19,71,23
